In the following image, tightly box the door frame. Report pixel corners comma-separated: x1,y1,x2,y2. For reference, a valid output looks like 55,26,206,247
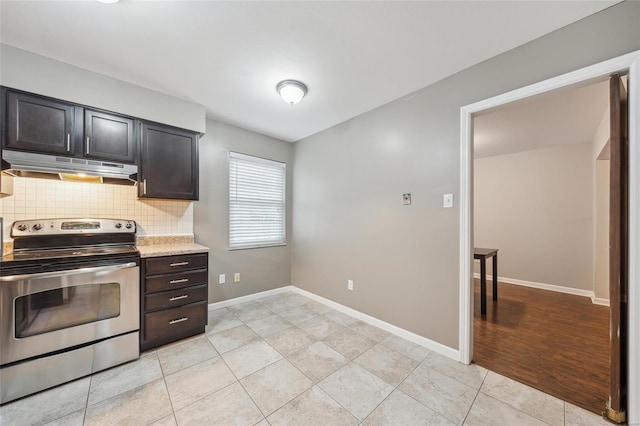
458,50,640,422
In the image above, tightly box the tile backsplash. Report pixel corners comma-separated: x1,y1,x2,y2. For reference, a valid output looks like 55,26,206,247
0,177,193,241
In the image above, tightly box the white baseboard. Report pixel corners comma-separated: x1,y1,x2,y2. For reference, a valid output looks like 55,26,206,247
207,285,460,362
473,273,594,298
208,286,292,311
591,297,610,307
291,287,460,361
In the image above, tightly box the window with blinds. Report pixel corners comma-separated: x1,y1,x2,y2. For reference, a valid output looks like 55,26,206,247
229,152,286,249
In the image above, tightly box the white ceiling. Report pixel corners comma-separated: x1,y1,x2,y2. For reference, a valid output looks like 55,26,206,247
0,1,618,142
473,80,609,159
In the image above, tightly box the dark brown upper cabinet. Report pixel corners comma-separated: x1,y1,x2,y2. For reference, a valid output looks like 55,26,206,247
2,89,137,164
84,109,136,163
139,122,199,200
5,90,75,155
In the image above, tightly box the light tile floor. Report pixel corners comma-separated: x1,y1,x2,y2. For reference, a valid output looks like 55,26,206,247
0,291,611,426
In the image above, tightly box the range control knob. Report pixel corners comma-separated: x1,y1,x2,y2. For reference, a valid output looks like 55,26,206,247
33,223,43,231
125,222,133,229
115,223,122,229
17,224,28,232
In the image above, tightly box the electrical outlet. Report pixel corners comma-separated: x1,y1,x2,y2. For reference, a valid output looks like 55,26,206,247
443,193,454,208
347,279,353,291
218,274,225,284
234,273,240,283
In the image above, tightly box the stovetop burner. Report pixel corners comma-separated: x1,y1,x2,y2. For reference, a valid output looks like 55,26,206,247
2,218,139,273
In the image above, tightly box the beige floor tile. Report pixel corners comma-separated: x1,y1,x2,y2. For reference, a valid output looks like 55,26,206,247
1,377,90,426
85,379,172,426
43,409,85,426
464,393,547,426
399,364,478,425
165,356,237,410
565,402,611,426
207,324,260,354
259,295,301,313
322,327,376,359
319,363,394,421
285,293,313,307
88,353,163,405
422,352,488,390
206,307,243,333
278,305,319,325
381,334,431,362
267,386,358,426
348,320,389,342
265,326,315,356
288,341,349,381
354,344,419,386
174,382,263,425
480,372,564,426
247,314,292,337
149,414,178,426
298,316,346,339
240,359,313,416
363,390,455,426
222,340,283,379
227,301,274,323
157,335,218,376
305,300,333,315
324,310,360,327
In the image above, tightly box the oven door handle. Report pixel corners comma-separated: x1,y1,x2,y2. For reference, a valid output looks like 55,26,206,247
0,262,138,282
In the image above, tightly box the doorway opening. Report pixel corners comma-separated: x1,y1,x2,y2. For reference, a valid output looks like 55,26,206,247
471,79,610,413
458,51,640,424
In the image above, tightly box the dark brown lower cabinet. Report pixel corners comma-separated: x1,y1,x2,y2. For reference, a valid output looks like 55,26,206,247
140,253,208,351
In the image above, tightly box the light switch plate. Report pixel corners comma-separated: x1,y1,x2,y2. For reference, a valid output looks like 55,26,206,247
443,193,454,208
219,274,225,284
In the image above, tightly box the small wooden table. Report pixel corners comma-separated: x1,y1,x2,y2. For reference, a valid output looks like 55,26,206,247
474,248,498,315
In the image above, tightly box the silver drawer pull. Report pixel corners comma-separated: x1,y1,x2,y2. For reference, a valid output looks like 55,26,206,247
169,317,188,325
169,295,189,302
169,278,189,284
170,262,189,267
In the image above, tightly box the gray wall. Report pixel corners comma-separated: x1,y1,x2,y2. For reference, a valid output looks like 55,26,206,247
291,2,640,350
474,143,593,291
0,44,206,133
195,119,293,303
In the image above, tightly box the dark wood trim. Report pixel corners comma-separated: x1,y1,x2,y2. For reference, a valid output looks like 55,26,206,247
607,73,628,421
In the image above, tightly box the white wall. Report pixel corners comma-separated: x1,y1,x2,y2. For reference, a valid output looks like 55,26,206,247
291,1,640,350
474,143,593,290
0,44,206,133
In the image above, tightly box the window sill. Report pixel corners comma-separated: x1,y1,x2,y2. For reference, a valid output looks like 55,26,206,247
228,243,287,251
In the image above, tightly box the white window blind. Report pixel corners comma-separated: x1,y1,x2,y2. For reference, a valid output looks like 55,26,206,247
229,152,286,249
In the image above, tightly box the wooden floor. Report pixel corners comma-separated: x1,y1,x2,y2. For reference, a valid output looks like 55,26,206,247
473,279,610,414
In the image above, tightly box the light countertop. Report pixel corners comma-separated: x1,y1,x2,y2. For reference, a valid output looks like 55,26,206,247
136,242,209,258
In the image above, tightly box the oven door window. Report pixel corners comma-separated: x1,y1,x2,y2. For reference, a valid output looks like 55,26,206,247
14,283,120,338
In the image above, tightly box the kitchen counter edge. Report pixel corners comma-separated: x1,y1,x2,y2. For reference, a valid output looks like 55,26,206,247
136,243,210,258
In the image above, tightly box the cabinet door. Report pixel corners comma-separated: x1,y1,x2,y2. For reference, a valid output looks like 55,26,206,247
139,123,198,200
84,109,136,163
5,91,74,155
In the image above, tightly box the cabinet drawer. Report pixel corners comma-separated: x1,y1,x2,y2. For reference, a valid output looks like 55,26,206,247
144,301,207,342
145,269,207,293
145,253,207,275
145,284,207,312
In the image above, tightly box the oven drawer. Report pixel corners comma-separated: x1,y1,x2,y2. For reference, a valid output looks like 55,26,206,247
145,269,207,293
145,284,207,312
145,253,208,275
144,301,207,341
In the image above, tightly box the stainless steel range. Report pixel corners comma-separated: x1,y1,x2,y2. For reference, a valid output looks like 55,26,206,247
0,218,140,404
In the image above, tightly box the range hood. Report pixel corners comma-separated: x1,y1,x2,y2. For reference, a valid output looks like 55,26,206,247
2,150,138,185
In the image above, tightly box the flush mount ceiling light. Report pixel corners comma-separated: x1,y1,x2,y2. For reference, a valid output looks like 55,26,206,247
276,80,307,105
97,0,120,4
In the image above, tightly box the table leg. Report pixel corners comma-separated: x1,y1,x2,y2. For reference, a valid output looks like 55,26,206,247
481,257,487,315
492,253,498,301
